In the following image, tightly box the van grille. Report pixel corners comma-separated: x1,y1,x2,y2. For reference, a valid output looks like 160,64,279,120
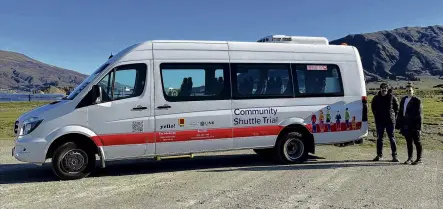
14,121,19,135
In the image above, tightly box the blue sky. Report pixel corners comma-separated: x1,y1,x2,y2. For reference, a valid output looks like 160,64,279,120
1,0,443,79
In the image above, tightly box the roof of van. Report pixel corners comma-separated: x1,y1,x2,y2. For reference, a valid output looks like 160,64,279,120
132,40,356,54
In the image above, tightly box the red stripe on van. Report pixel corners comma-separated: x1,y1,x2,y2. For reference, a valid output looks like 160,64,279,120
97,132,155,146
94,122,363,146
91,136,104,146
95,126,283,146
233,125,283,138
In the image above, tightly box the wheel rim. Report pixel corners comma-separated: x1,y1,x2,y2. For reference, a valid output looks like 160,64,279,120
60,149,88,173
283,137,304,161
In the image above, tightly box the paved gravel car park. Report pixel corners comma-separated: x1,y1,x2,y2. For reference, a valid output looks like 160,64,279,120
0,140,441,209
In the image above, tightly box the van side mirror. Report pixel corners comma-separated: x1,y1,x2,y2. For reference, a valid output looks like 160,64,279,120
91,85,103,104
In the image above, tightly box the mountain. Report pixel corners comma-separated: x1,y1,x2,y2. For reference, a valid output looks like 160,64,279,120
0,50,87,93
330,25,443,81
3,25,443,92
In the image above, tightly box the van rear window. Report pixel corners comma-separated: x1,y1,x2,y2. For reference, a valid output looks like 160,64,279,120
292,64,344,97
160,63,231,102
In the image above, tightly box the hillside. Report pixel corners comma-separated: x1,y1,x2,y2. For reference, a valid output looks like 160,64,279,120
331,25,443,81
0,50,87,93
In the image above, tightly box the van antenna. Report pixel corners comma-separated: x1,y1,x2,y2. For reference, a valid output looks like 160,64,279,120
108,53,113,59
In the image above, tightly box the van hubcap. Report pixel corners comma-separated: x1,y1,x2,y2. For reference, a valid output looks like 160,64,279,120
283,138,304,161
61,149,88,173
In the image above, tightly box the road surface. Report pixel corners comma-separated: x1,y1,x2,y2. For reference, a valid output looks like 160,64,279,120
0,140,442,209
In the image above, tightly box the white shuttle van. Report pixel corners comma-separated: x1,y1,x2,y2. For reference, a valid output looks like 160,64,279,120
12,36,368,180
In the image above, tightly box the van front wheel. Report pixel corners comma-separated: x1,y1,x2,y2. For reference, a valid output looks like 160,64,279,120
51,142,95,180
274,131,309,164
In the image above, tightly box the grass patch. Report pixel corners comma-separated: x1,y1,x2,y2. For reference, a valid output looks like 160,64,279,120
0,101,49,139
366,92,443,150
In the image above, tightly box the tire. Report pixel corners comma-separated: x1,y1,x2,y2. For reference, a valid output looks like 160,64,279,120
273,131,309,164
51,141,95,180
253,148,273,158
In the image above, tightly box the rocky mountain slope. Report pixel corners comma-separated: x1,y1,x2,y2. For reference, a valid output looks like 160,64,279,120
330,25,443,81
0,50,87,92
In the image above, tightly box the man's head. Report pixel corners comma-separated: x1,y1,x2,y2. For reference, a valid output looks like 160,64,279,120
380,83,389,96
406,82,414,96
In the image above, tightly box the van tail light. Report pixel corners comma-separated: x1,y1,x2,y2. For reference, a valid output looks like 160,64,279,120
362,96,368,122
362,96,367,103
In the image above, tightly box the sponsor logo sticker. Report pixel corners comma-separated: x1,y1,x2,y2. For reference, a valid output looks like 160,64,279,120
307,65,327,71
178,118,185,127
200,121,214,126
160,124,176,129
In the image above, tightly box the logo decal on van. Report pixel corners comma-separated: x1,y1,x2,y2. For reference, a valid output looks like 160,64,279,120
160,124,176,129
200,121,214,126
178,118,185,127
308,105,362,133
307,65,327,71
189,121,215,127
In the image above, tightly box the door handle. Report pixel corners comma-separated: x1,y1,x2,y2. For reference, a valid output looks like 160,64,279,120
132,105,147,111
157,104,171,109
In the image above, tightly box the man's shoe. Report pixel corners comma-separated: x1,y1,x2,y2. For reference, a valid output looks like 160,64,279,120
412,159,422,165
404,159,412,164
392,157,400,162
372,156,383,161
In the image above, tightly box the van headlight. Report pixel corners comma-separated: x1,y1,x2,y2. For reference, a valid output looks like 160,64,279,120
20,117,43,136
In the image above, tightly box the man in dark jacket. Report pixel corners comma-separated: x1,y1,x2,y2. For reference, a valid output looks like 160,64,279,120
371,83,399,162
396,83,423,165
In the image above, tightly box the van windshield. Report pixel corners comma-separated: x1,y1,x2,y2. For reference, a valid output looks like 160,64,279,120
66,63,110,100
65,43,141,100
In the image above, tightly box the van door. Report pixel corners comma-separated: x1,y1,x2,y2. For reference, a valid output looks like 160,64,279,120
153,62,233,155
87,62,154,160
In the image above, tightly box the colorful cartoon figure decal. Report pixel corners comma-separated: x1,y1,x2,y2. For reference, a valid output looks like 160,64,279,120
311,113,317,133
335,111,342,131
351,116,356,130
326,106,331,132
345,108,350,130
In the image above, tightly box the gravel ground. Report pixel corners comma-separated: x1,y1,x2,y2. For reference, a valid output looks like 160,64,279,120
0,140,442,209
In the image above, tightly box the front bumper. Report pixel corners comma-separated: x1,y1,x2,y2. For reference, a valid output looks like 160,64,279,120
12,136,47,164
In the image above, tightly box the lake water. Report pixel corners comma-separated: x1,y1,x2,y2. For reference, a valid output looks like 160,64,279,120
0,93,65,102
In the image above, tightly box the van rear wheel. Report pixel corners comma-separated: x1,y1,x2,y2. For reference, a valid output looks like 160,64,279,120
51,142,95,180
273,131,309,164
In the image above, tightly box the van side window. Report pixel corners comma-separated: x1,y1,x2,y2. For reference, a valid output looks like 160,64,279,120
292,64,344,97
231,63,293,99
160,63,230,102
98,63,147,102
